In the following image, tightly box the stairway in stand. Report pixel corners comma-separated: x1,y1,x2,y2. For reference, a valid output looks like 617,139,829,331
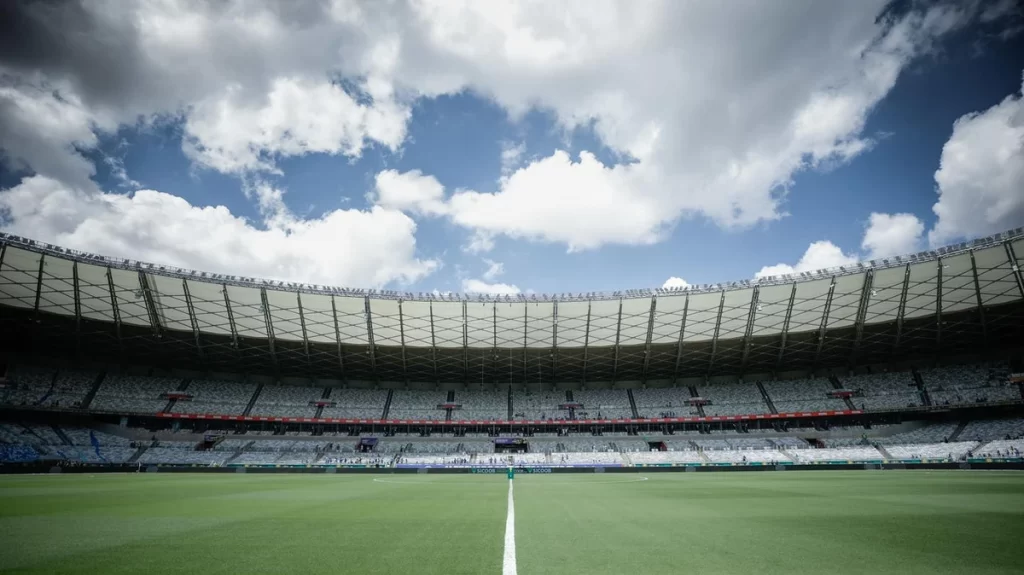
687,386,706,417
242,383,264,416
381,389,394,419
755,381,778,414
627,389,639,418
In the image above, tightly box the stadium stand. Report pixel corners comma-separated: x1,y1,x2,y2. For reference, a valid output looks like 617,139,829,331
387,391,447,421
922,364,1018,406
842,372,920,410
249,384,322,417
172,380,256,415
513,391,566,420
320,389,388,419
760,378,847,413
90,374,182,413
697,381,768,415
455,390,508,421
574,389,633,419
631,387,697,418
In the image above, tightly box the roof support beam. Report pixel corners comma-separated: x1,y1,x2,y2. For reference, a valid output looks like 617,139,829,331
775,282,798,370
849,270,874,366
429,300,439,385
73,262,82,353
814,277,837,366
611,298,624,384
641,296,657,387
741,286,765,372
363,295,378,385
296,292,310,364
260,288,278,369
551,300,559,384
222,284,239,349
893,265,912,354
969,250,988,344
522,303,529,388
671,295,690,384
707,290,727,375
493,303,499,386
0,242,6,270
398,299,409,386
329,297,347,385
934,258,943,355
137,271,163,337
33,253,45,314
181,279,204,360
581,300,592,387
1006,241,1024,299
105,267,122,350
463,300,471,386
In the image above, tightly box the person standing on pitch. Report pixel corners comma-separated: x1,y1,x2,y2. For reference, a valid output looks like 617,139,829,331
507,465,514,480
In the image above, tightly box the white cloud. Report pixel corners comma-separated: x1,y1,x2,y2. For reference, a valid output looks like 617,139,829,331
500,141,526,174
461,278,521,295
462,230,496,254
929,71,1024,245
662,277,690,290
183,77,408,174
371,169,449,217
755,241,859,279
862,212,924,260
0,84,114,193
2,0,1003,254
0,175,437,287
481,259,505,281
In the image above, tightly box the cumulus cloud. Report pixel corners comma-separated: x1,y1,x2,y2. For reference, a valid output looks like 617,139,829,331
183,77,409,174
0,175,437,287
481,259,505,282
755,241,859,279
662,277,690,290
2,0,1006,255
372,169,448,217
862,212,925,260
929,71,1024,245
461,278,521,295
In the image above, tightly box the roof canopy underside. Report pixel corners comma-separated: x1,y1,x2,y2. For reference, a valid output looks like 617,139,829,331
2,238,1023,383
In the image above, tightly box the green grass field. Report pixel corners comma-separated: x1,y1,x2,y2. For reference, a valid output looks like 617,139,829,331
1,470,1022,574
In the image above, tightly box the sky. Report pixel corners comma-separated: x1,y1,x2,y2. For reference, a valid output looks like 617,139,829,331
0,0,1023,298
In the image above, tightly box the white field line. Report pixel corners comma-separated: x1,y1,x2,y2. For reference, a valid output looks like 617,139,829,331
503,479,517,575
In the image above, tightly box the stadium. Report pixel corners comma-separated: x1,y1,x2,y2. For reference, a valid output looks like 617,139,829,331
2,229,1024,573
4,2,1024,573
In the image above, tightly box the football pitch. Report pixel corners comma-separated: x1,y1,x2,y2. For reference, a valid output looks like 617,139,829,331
1,470,1022,574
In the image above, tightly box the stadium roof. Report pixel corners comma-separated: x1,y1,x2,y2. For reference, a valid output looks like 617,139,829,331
1,230,1023,385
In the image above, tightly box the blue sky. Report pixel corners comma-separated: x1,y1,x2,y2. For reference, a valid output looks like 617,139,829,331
1,1,1023,296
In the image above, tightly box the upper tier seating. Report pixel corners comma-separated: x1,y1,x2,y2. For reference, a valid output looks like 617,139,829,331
922,364,1018,406
513,391,567,420
320,389,388,419
172,380,256,415
632,387,697,418
761,378,848,413
387,391,447,420
249,385,322,418
573,389,633,419
91,374,182,413
697,381,767,416
842,372,919,410
454,390,507,421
